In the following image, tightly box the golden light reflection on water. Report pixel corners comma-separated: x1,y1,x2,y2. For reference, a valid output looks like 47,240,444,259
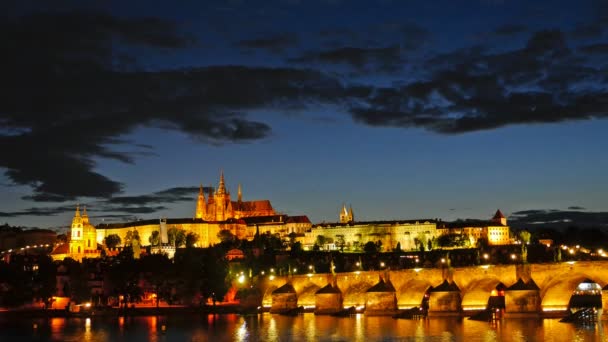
50,317,66,333
83,317,92,342
16,314,608,341
235,320,248,341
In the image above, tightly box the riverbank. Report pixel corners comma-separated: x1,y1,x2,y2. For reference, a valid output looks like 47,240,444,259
0,304,247,318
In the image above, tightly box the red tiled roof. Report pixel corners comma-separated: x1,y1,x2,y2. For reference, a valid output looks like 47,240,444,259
233,200,274,212
50,243,68,255
493,209,505,219
286,216,311,224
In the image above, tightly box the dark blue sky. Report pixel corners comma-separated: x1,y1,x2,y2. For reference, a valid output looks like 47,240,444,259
1,0,607,230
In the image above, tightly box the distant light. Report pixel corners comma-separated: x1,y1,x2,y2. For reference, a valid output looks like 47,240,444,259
238,275,245,284
269,275,275,280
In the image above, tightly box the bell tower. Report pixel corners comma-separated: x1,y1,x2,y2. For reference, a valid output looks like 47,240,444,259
195,184,207,219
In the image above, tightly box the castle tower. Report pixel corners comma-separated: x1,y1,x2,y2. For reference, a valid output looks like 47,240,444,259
195,184,207,219
237,183,242,203
348,205,354,223
81,205,89,225
492,209,507,226
71,205,83,241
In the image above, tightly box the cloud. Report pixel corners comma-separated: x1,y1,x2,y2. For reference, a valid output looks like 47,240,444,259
493,24,527,36
0,205,74,218
105,186,200,206
290,45,404,72
347,29,608,134
236,33,299,53
568,206,586,210
509,209,608,229
1,185,205,219
0,10,348,202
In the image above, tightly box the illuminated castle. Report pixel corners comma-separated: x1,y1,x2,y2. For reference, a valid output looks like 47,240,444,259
49,172,310,262
195,172,275,221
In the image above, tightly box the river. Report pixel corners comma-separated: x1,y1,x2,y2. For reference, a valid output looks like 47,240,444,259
1,313,606,341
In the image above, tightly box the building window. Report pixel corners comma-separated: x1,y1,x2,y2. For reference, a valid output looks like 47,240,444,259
77,231,80,237
88,240,90,247
78,246,81,253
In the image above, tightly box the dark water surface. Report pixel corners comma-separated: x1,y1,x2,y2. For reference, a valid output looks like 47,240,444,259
1,313,606,341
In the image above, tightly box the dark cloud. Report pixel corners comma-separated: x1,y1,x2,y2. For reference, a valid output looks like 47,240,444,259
0,205,74,218
493,24,527,36
348,29,608,134
105,186,199,206
579,43,608,54
236,33,299,53
0,10,349,202
509,209,608,229
290,45,403,72
568,206,586,210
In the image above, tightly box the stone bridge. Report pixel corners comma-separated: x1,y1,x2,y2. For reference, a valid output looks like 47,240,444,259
257,261,608,316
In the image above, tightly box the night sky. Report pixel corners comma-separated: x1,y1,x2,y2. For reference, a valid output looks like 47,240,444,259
1,0,608,230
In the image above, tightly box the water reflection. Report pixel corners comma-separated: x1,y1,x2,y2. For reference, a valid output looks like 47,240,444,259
3,314,608,341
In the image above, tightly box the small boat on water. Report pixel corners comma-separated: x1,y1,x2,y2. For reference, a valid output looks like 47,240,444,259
278,306,304,316
392,307,426,320
330,306,357,317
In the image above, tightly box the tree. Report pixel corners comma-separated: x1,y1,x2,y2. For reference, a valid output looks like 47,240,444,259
217,229,235,244
168,227,187,247
315,235,326,250
519,230,531,263
364,241,378,254
124,231,133,246
149,231,160,246
105,234,122,248
186,232,199,248
336,235,346,252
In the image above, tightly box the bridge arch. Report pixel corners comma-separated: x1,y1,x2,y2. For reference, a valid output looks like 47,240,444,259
461,277,503,311
342,280,374,307
541,273,604,312
397,278,432,309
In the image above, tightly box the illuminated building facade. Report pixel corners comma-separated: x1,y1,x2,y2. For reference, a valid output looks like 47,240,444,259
195,172,276,221
51,205,100,261
304,206,438,252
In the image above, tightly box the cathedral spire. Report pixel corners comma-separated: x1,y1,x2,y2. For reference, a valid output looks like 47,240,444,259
348,205,354,222
74,204,81,218
238,183,242,202
217,170,226,195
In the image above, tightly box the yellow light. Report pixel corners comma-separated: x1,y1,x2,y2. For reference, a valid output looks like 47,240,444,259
269,275,275,280
414,268,422,272
238,275,245,284
85,303,91,308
